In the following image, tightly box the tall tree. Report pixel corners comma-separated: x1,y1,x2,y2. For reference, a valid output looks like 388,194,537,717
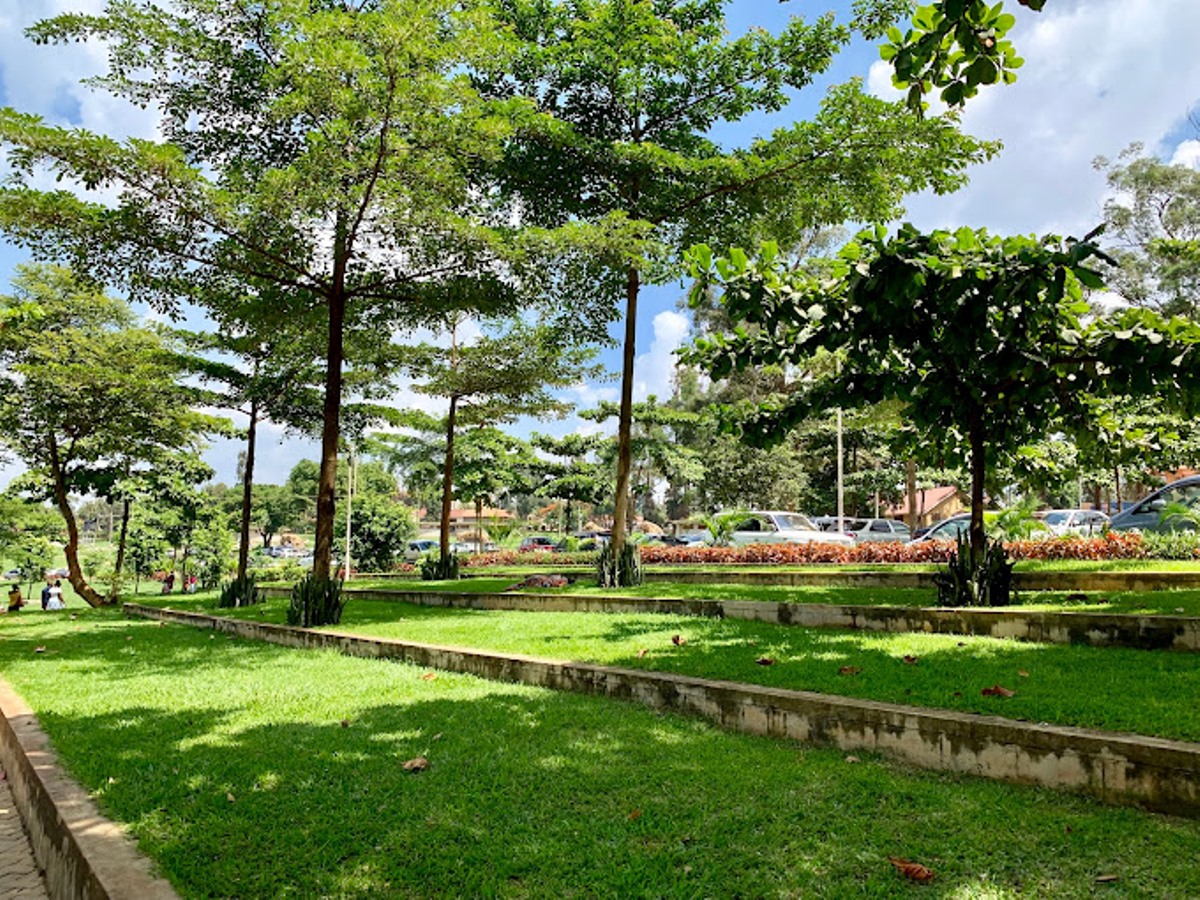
530,432,610,533
685,227,1200,565
1094,144,1200,320
482,0,994,567
0,1,589,582
0,265,220,605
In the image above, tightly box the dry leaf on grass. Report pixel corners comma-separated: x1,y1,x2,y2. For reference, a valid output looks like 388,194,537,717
755,657,777,666
902,655,919,665
402,756,430,773
340,719,351,728
637,648,649,659
420,672,437,681
671,634,687,646
1018,670,1030,678
226,792,236,803
33,646,46,653
888,857,935,883
627,809,642,821
1095,874,1121,883
844,755,861,764
981,684,1015,697
838,666,862,676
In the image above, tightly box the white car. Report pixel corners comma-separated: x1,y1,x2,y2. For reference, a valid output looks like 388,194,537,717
403,539,439,562
843,518,913,543
729,511,854,547
1039,509,1109,537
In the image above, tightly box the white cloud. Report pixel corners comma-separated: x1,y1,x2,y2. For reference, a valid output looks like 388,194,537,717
1171,140,1200,168
874,0,1200,240
633,311,689,402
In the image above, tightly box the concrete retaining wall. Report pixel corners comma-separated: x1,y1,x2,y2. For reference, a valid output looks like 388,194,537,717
126,603,1200,817
643,569,1200,592
260,587,1200,653
0,680,179,900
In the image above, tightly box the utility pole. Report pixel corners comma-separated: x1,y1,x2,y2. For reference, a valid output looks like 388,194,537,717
343,445,355,581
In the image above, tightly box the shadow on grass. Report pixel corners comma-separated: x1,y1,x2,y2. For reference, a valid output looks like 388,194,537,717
19,648,1200,899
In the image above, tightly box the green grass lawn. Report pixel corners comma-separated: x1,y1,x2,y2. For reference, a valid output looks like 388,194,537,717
143,593,1200,743
1,607,1198,898
339,575,1200,617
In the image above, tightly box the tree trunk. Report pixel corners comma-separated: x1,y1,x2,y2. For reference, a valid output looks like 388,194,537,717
313,262,347,582
611,264,640,552
1113,465,1122,515
237,397,259,582
108,498,131,602
968,417,987,567
440,395,458,561
46,435,105,607
905,459,918,531
476,496,483,554
179,545,189,592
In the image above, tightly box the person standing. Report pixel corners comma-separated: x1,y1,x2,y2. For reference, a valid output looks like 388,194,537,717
41,578,52,610
46,581,65,611
7,584,23,613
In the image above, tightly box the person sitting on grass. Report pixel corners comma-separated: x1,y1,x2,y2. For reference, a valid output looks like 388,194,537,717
7,584,23,612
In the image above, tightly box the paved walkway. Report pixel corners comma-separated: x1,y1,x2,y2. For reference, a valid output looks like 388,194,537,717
0,770,47,899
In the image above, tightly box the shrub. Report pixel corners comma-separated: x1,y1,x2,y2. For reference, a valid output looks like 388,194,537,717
420,553,459,581
934,534,1014,607
217,574,260,608
1140,530,1200,560
286,575,345,627
597,542,642,588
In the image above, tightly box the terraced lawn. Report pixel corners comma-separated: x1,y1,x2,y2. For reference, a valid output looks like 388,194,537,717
141,594,1200,742
2,606,1199,898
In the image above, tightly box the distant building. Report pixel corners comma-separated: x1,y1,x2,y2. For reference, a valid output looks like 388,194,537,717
885,486,969,528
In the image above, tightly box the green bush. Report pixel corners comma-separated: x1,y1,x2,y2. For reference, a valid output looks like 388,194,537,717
286,575,345,627
1141,530,1200,560
934,533,1014,607
597,542,642,588
217,574,260,608
419,552,459,581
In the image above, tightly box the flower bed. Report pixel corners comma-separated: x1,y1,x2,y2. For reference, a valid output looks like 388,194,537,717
459,533,1152,568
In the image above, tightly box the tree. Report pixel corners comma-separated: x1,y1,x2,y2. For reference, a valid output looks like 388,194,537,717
333,494,417,574
531,432,610,533
387,318,596,563
685,226,1200,567
0,265,221,606
482,0,994,566
1094,144,1200,320
0,1,589,582
8,535,55,601
252,484,306,550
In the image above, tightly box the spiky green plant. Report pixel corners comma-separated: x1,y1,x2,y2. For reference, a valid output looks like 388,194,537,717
597,542,642,588
286,575,345,627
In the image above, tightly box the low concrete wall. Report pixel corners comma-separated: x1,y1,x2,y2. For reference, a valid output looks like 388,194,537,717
259,587,1200,653
0,680,179,900
126,603,1200,817
642,569,1200,592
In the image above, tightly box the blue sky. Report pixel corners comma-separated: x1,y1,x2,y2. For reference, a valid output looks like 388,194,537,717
2,0,1199,489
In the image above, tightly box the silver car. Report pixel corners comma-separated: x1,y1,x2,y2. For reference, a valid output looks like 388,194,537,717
1039,509,1109,536
729,511,854,547
1109,476,1200,533
906,514,971,544
843,518,913,543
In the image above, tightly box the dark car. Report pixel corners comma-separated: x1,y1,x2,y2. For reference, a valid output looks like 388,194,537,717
1109,476,1200,533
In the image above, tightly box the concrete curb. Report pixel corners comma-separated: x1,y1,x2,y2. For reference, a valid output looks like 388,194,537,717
126,603,1200,818
0,679,180,900
260,586,1200,653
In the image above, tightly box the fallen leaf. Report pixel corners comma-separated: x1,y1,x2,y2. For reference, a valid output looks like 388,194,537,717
838,666,862,676
844,755,861,764
33,646,46,653
69,614,77,621
156,621,166,627
340,719,351,728
888,857,935,883
420,672,437,681
981,684,1015,698
226,792,236,803
1095,874,1120,883
432,733,443,741
627,809,642,821
402,756,430,773
1176,607,1186,614
126,636,133,641
671,634,687,646
637,648,648,658
956,641,966,647
1018,670,1030,678
902,655,919,665
953,691,963,698
755,657,776,666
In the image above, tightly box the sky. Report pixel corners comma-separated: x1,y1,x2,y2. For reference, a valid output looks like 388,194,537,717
1,0,1199,490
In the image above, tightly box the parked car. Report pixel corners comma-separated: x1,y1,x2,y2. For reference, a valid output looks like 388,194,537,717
519,535,560,552
1109,476,1200,533
403,539,438,562
728,511,854,547
842,518,912,543
3,568,23,581
907,513,971,544
1038,509,1109,536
